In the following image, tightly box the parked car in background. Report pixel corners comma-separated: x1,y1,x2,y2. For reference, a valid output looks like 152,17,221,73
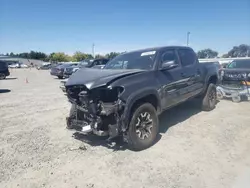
50,63,78,79
37,63,52,70
64,46,218,150
9,63,21,68
79,58,109,68
217,59,250,102
63,64,80,78
0,60,10,79
78,59,94,68
20,63,29,68
64,58,109,78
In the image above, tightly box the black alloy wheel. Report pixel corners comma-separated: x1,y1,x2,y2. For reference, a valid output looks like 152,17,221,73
127,103,159,151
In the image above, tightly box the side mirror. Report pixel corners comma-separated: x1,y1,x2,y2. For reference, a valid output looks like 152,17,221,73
161,60,178,70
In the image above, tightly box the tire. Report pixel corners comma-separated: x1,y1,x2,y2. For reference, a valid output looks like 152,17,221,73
66,104,77,129
201,83,217,111
127,103,159,151
58,76,63,79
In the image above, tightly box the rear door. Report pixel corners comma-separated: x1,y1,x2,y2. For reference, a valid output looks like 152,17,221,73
177,48,203,99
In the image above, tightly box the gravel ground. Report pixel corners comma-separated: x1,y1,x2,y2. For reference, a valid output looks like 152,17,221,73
0,69,250,188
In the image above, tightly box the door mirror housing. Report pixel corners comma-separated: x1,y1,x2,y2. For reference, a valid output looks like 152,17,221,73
160,60,178,70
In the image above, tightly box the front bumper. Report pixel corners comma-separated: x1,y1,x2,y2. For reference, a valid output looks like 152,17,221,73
216,85,250,101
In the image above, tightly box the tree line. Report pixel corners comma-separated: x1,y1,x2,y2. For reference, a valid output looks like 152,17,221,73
197,44,250,59
4,51,121,62
3,44,249,62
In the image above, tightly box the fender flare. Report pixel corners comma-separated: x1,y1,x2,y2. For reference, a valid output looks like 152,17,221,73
120,87,161,131
202,73,218,93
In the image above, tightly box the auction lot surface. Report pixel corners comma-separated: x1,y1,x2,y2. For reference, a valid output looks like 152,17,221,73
1,69,250,188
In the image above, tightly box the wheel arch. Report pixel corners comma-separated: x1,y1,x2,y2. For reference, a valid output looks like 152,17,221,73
121,88,161,131
202,74,218,94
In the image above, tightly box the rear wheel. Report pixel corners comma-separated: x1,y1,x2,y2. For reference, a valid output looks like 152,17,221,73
201,83,217,111
127,103,159,151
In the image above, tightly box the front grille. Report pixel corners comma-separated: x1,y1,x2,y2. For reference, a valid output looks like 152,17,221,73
223,72,249,81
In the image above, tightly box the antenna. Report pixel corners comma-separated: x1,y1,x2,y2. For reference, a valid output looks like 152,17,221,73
187,32,191,46
92,43,95,58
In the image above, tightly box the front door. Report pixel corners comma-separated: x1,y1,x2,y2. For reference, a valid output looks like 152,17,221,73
156,49,187,109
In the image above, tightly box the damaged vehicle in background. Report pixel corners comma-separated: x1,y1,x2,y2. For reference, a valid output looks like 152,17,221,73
217,59,250,102
64,46,218,150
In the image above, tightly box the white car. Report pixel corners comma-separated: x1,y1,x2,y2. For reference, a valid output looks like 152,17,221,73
20,64,29,68
9,63,20,68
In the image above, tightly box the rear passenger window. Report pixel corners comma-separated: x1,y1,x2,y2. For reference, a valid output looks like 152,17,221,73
178,49,196,66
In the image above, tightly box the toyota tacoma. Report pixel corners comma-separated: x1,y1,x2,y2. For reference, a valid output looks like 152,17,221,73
64,46,218,150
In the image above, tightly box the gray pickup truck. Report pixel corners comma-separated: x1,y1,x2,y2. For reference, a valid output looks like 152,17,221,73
64,46,218,150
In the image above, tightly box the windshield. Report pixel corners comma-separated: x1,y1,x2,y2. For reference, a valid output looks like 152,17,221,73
104,50,156,70
227,60,250,69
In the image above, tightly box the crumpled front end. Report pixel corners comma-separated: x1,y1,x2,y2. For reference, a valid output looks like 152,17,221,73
65,84,126,139
217,70,250,102
60,79,68,93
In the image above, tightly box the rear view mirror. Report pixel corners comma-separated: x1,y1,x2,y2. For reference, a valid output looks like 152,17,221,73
161,60,178,70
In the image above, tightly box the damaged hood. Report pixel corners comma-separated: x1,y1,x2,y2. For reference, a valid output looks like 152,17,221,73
65,68,145,89
221,68,250,81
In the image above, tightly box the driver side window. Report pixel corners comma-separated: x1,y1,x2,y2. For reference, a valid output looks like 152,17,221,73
160,50,178,68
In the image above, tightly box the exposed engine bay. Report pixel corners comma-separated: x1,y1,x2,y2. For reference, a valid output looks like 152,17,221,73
66,84,126,140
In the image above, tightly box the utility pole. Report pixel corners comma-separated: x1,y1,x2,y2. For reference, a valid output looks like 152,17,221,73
187,32,190,46
92,43,95,58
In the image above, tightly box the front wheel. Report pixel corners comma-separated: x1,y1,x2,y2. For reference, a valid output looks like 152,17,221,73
58,76,63,79
66,104,78,129
127,103,159,151
201,83,217,111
